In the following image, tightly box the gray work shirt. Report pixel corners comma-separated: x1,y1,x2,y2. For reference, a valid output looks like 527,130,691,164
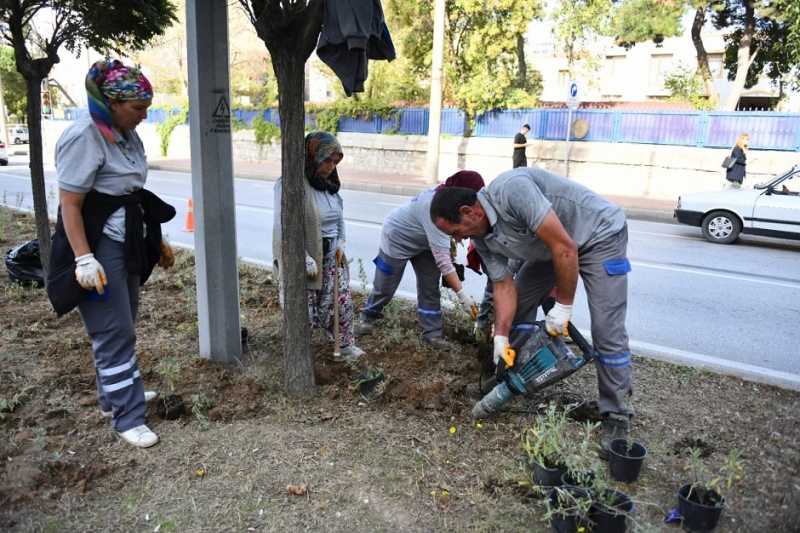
381,187,450,259
55,114,148,242
475,168,626,282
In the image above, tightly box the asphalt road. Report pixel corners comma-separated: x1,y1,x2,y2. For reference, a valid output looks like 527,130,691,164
3,158,799,389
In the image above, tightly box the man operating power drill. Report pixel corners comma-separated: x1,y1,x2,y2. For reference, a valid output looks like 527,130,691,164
430,167,633,460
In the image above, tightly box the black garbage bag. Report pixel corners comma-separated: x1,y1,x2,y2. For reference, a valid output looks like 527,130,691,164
5,238,44,287
441,262,466,289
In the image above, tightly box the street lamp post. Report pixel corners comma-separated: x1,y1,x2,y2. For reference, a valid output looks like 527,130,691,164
0,72,10,148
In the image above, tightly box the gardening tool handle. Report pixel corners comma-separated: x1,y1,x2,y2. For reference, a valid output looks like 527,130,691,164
541,295,593,363
333,250,341,357
567,322,593,363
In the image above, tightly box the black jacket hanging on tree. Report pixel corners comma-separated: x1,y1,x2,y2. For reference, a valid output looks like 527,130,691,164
316,0,396,97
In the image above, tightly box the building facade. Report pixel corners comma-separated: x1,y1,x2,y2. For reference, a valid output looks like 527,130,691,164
528,18,797,111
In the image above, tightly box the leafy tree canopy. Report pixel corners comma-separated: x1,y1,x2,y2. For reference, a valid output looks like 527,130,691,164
609,0,685,49
715,0,800,92
387,0,543,131
0,46,26,119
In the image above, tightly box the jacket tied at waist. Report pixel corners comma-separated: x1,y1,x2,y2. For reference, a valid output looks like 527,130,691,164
47,189,176,316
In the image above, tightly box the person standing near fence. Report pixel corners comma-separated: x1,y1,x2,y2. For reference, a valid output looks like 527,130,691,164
512,124,532,168
724,134,749,189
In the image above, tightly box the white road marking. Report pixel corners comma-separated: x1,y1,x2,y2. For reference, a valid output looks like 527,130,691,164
631,260,800,289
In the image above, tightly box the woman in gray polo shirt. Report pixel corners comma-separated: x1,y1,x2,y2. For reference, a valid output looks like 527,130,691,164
54,60,175,448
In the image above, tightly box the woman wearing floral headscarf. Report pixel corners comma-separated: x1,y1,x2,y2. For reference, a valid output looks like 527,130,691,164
49,60,176,448
272,131,365,361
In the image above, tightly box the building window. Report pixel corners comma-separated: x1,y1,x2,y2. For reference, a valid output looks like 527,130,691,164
557,70,568,86
605,56,626,78
601,95,622,101
648,54,673,86
707,54,723,78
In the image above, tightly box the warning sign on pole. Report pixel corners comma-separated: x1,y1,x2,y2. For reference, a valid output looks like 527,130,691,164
211,94,231,134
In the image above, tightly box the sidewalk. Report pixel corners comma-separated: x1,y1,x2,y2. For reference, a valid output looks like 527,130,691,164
148,157,677,223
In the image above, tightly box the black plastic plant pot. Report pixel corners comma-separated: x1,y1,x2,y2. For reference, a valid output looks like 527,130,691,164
677,483,724,533
358,372,385,402
156,394,185,420
533,459,567,490
590,489,635,533
546,486,592,533
561,470,596,495
608,438,648,483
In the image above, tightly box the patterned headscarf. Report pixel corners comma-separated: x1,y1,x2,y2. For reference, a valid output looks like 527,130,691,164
304,131,343,194
86,60,154,143
437,170,485,193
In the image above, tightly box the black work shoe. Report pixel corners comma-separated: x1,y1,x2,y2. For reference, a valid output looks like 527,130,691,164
358,320,374,335
598,413,631,460
421,336,451,351
465,375,498,400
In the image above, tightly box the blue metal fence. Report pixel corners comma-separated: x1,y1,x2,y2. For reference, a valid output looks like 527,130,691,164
51,106,800,151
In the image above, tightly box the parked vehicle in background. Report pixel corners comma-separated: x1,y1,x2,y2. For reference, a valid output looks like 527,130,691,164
674,166,800,244
0,139,8,165
10,126,28,144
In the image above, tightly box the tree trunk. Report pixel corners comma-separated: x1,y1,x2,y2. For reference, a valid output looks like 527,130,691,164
515,34,526,87
723,2,757,111
272,48,316,397
248,0,324,398
25,76,52,282
691,6,717,109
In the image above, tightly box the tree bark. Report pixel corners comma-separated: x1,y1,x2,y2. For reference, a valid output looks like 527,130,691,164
723,1,757,111
691,6,718,109
274,48,317,398
24,76,52,281
515,34,526,87
248,0,324,398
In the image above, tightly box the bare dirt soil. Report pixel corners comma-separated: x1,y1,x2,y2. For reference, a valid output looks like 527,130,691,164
1,207,799,533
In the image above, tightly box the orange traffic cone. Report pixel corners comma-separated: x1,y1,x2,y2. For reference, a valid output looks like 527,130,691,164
182,198,194,232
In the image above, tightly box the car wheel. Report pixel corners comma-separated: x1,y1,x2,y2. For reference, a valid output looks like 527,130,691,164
14,137,20,144
0,160,7,166
701,210,741,244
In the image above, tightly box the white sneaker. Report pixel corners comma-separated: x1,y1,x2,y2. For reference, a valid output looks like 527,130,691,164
333,344,365,362
101,390,159,417
118,425,159,448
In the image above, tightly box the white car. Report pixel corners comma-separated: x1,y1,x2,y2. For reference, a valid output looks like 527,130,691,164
674,166,800,244
10,126,28,144
0,139,8,166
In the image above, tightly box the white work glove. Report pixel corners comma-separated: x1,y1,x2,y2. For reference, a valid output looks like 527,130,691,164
335,239,345,265
493,335,515,368
74,253,108,294
545,302,573,337
304,254,320,280
456,288,478,320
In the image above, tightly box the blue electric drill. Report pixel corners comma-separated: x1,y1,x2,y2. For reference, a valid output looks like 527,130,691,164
472,320,594,419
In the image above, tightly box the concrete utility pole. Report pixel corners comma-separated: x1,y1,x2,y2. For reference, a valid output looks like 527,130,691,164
186,0,242,364
424,0,446,185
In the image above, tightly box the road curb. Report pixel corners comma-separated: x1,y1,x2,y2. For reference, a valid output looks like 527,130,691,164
630,340,800,392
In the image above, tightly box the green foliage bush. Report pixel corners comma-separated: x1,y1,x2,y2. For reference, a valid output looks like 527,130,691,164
664,65,716,111
155,105,189,156
252,111,281,146
306,100,403,134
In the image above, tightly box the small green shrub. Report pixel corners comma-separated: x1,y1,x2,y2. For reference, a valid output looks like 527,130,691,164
156,106,189,156
252,112,281,147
